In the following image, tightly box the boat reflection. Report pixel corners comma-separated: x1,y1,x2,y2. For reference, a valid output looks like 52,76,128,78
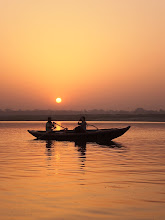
74,139,124,148
43,139,125,158
44,139,125,153
94,139,127,153
96,139,123,148
43,139,126,170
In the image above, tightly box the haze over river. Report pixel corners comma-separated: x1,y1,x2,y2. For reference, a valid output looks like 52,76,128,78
0,121,165,220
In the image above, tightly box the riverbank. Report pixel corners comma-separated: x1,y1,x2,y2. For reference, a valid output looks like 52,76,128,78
0,114,165,122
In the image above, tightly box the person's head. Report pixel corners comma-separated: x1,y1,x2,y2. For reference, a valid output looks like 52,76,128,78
48,117,52,123
80,116,85,121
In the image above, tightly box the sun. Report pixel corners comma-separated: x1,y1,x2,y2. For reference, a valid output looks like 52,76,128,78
56,97,62,103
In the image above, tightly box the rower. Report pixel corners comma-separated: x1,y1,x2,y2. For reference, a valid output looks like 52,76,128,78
75,116,87,133
46,117,56,132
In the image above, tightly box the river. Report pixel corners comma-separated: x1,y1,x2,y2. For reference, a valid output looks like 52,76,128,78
0,121,165,220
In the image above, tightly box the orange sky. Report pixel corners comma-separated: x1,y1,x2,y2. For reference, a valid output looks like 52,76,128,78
0,0,165,110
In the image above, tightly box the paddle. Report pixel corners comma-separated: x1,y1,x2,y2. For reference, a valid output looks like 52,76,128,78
87,124,99,130
53,122,68,130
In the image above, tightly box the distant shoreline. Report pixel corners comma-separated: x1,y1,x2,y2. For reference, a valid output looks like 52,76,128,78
0,114,165,122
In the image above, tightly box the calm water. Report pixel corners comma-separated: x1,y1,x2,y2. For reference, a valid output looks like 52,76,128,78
0,121,165,220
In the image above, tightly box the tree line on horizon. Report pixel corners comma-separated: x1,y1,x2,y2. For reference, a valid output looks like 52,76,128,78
0,108,165,115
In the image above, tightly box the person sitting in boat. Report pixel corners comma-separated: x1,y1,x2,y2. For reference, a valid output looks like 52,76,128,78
46,117,56,132
74,116,87,133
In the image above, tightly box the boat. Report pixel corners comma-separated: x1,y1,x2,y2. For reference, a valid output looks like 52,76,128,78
28,126,131,141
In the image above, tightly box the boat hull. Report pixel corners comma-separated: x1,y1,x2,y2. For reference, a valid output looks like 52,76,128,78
28,126,130,141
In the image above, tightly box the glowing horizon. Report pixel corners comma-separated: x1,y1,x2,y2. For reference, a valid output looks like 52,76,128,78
0,0,165,110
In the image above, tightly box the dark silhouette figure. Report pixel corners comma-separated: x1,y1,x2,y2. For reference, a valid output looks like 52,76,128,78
74,116,87,133
46,117,56,132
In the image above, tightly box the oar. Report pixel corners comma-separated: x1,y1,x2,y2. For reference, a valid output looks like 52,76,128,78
87,124,99,130
38,122,68,139
53,122,68,130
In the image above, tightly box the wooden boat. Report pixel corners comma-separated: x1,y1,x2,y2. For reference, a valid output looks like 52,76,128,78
28,126,130,141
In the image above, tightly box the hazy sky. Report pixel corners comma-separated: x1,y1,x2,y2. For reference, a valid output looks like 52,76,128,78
0,0,165,110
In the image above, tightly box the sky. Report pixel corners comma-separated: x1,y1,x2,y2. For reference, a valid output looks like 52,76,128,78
0,0,165,110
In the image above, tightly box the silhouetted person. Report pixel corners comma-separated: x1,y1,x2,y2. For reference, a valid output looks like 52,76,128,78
75,116,87,133
46,117,56,132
